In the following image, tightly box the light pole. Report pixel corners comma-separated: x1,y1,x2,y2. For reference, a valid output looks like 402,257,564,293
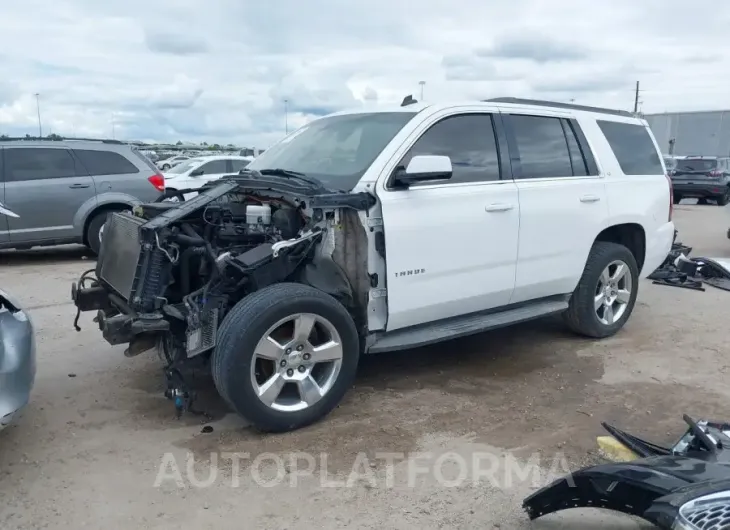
284,99,289,135
419,81,425,101
111,113,116,139
34,93,42,137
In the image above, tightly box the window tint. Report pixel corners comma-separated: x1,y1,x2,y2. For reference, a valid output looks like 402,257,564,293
597,120,663,175
509,115,573,178
5,147,77,181
74,149,139,176
198,160,228,174
401,114,500,184
230,159,250,172
562,120,589,176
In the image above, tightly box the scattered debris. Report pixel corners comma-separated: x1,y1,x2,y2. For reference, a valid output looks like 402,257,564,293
649,232,730,292
523,414,730,529
68,373,77,378
200,425,214,434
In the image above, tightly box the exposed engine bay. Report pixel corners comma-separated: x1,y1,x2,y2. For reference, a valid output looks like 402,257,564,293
71,174,376,416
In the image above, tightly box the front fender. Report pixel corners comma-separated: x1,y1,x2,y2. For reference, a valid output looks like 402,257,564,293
73,192,142,230
523,456,730,527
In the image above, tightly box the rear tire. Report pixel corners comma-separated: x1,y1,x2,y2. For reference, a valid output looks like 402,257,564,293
212,283,360,433
717,188,730,206
564,241,639,339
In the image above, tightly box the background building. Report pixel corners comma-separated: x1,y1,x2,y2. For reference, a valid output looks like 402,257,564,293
645,110,730,156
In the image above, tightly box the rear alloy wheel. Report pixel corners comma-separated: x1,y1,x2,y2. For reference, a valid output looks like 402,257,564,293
86,211,114,255
212,283,360,432
564,241,639,338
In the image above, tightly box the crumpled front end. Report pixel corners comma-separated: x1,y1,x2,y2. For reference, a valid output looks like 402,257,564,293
0,289,36,429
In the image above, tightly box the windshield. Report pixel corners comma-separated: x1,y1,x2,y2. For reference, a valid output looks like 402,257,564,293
167,158,203,174
676,158,718,171
247,112,417,190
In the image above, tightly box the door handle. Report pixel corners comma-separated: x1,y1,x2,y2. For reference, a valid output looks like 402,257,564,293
485,203,514,212
580,195,601,203
69,183,90,189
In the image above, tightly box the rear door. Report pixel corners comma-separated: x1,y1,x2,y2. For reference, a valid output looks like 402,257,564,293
73,147,157,202
503,113,608,304
4,146,97,242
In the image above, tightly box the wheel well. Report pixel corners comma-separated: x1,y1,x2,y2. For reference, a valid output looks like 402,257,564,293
595,223,646,272
82,203,130,245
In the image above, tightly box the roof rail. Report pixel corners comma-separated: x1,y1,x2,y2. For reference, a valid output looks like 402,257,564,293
484,97,634,118
0,136,124,144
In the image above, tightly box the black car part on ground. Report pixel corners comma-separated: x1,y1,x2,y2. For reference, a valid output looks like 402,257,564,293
71,176,376,417
648,232,730,292
523,415,730,529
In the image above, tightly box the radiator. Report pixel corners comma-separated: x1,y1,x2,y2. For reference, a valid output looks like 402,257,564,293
96,212,146,301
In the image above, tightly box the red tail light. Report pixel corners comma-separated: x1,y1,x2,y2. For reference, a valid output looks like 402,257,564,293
148,173,165,192
666,173,673,221
710,169,722,177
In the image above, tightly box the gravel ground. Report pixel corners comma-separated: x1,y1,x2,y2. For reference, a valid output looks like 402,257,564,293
1,201,729,529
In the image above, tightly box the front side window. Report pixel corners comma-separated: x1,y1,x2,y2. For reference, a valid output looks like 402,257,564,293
230,159,250,172
246,112,416,191
398,114,501,184
597,120,663,175
5,147,77,181
509,115,574,179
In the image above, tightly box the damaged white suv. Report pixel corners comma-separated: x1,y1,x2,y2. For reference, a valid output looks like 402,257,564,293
71,97,675,432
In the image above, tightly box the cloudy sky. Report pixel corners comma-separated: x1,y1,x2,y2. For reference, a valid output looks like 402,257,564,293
1,0,729,147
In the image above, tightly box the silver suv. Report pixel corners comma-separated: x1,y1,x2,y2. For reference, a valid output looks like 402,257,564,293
0,139,164,254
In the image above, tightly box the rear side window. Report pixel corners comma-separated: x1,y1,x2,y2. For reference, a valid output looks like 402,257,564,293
5,147,77,181
508,115,574,178
131,147,160,172
400,113,501,184
597,120,663,175
74,149,139,176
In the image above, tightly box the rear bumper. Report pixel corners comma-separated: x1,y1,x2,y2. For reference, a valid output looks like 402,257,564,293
672,182,728,198
0,292,36,430
641,221,675,278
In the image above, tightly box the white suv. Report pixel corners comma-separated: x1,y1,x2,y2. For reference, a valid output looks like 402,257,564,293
72,97,675,432
161,155,254,200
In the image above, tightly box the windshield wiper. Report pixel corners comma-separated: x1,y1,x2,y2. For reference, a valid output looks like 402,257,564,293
241,168,328,190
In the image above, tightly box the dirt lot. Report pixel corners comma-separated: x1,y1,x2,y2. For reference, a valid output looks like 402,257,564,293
1,202,729,529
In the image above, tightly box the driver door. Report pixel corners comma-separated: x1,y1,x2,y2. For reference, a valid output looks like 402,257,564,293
376,109,520,331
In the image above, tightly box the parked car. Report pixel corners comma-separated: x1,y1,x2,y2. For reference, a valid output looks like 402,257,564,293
156,155,190,170
0,139,164,254
162,155,254,200
669,155,730,205
72,97,674,433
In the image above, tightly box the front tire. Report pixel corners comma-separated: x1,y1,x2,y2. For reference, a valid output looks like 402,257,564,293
564,241,639,338
212,283,360,432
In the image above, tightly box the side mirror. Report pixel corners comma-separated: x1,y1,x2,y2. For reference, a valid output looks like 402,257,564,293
190,169,204,177
393,155,453,187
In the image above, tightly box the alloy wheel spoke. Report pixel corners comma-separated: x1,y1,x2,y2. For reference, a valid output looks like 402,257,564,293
297,375,324,406
256,336,285,361
257,373,285,406
616,289,631,304
594,293,606,311
310,340,343,363
603,303,615,325
293,314,316,343
600,268,610,286
611,263,627,283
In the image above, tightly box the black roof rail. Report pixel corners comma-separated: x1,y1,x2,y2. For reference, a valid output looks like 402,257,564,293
484,97,634,118
0,136,124,144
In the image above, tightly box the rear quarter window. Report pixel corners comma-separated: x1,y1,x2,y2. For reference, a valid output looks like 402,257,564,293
74,149,140,176
597,120,663,175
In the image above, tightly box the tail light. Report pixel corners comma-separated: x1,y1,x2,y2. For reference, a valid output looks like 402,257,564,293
710,169,722,178
666,173,673,221
148,173,165,192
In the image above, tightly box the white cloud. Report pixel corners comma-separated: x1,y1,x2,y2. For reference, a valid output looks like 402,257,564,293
1,0,729,146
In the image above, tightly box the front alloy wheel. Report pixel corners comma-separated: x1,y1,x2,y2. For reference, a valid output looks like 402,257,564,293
251,313,344,412
212,283,360,432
